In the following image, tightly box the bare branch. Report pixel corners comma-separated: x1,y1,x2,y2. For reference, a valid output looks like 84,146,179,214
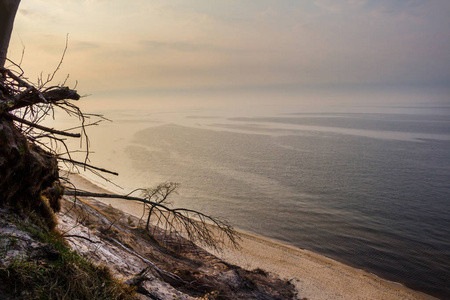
44,33,69,86
2,50,240,258
63,234,101,244
6,113,81,137
58,157,119,176
64,187,239,250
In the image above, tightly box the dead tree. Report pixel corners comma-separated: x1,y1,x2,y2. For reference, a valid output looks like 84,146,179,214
0,0,102,227
0,1,238,249
0,0,20,68
65,184,239,250
0,63,83,227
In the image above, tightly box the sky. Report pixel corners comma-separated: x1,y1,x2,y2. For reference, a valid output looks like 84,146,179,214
7,0,450,101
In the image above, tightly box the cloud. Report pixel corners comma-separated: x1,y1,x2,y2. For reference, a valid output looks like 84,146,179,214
10,0,450,94
139,39,265,55
70,41,101,52
313,0,431,16
141,40,222,53
313,0,366,13
364,0,423,13
18,8,54,22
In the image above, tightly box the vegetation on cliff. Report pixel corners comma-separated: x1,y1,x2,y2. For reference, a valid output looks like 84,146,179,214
0,2,295,298
0,208,136,299
0,0,237,247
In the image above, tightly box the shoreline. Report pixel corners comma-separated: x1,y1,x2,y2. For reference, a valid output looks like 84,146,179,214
64,172,435,299
208,229,435,300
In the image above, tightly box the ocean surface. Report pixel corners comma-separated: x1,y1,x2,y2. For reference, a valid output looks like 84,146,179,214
67,94,450,298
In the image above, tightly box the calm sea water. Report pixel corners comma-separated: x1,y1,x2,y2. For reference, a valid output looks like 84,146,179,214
76,96,450,298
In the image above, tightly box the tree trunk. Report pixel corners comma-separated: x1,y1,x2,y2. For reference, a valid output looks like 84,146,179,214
0,0,21,68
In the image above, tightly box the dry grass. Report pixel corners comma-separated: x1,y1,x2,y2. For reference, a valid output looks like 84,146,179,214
0,214,137,300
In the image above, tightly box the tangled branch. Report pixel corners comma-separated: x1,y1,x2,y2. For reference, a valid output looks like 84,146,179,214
0,62,111,178
1,57,238,251
64,184,240,251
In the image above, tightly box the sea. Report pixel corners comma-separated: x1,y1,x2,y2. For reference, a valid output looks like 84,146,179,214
56,89,450,298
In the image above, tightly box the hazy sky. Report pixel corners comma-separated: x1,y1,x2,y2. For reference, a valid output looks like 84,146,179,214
7,0,450,98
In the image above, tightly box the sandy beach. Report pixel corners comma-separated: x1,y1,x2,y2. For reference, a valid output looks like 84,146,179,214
64,172,435,300
209,232,434,300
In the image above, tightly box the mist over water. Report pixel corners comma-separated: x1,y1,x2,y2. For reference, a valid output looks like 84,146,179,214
71,92,450,298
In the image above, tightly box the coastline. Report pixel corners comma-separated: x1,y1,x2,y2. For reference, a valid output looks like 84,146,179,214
64,172,435,300
207,230,435,300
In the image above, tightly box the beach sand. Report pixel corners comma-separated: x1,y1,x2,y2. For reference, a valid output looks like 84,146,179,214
64,172,434,300
208,232,434,299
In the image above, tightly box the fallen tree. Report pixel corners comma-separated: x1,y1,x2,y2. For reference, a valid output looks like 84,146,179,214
0,62,84,229
0,62,238,246
0,1,237,248
64,183,238,250
0,2,244,299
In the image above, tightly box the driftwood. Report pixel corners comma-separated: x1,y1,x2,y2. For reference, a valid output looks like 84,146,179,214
125,268,163,300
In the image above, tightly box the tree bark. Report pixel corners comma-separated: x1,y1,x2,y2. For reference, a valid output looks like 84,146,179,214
0,0,21,68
